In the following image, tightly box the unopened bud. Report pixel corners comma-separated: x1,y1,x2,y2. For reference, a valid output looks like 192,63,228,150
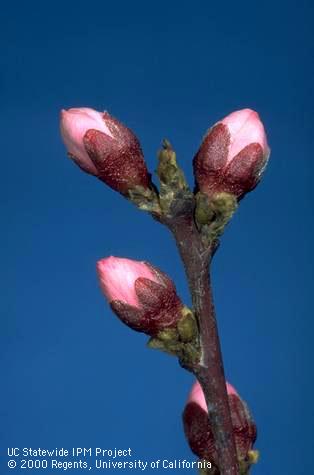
60,107,151,195
193,108,270,199
183,380,257,470
97,257,183,336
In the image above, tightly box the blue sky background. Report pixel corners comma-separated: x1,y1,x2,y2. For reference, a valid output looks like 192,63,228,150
1,1,313,474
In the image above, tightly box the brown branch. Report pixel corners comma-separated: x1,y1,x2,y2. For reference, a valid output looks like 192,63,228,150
160,193,239,475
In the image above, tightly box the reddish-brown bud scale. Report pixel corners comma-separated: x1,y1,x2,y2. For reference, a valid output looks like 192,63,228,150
83,113,151,194
228,392,257,460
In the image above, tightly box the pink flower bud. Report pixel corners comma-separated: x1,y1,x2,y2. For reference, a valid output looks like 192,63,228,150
193,108,270,199
97,257,183,335
60,107,151,194
183,380,256,467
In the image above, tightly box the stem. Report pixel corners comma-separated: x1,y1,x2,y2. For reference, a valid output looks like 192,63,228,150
165,212,239,475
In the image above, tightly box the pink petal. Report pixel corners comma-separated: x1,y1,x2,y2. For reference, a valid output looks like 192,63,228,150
97,256,157,308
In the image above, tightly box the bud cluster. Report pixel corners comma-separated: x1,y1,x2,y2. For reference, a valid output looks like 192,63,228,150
60,106,269,237
60,105,269,472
